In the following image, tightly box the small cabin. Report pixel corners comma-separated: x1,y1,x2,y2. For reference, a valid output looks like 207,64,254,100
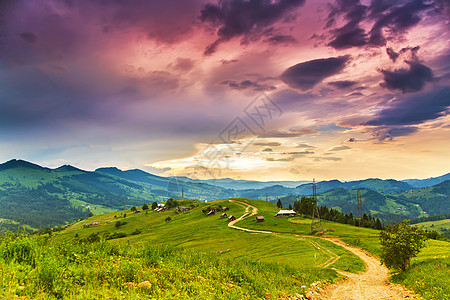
256,216,265,222
207,210,215,216
220,213,228,219
134,210,141,213
222,207,229,211
274,210,296,218
210,206,220,212
228,215,236,221
91,221,100,226
179,206,189,212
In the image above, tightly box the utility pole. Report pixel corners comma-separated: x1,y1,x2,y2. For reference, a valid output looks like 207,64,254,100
357,189,365,226
311,178,322,231
182,187,184,199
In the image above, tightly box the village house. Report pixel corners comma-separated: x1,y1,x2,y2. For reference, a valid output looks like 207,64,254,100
207,210,215,216
179,206,189,212
134,210,141,213
228,215,236,221
91,221,100,225
222,207,229,211
256,216,265,222
220,213,228,219
274,210,296,218
154,207,167,213
210,206,220,212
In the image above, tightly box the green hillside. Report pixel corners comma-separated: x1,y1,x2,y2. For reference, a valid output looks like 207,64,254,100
413,219,450,237
1,197,449,299
0,160,235,230
1,159,449,232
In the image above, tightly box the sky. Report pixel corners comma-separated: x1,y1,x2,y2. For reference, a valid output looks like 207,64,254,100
0,0,449,181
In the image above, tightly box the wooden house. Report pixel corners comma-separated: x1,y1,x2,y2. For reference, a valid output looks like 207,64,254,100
256,216,265,222
220,213,228,219
228,215,236,221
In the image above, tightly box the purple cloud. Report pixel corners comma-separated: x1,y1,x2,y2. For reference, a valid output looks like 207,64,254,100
366,88,450,126
200,0,305,55
280,56,350,91
380,61,434,93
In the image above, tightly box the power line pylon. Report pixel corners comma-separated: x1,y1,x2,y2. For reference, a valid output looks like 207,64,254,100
311,178,322,231
356,189,365,226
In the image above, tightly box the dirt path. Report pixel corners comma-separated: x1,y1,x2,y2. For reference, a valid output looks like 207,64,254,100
316,238,422,300
227,200,422,300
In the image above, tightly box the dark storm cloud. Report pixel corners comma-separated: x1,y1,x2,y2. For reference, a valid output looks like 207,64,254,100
200,0,305,55
386,47,400,62
328,80,357,89
280,56,350,91
220,79,276,91
380,61,434,93
366,88,450,126
326,0,436,50
263,34,297,45
386,46,420,62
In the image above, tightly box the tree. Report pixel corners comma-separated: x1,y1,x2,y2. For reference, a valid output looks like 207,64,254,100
151,202,158,210
379,220,427,271
166,198,178,208
299,197,315,216
375,218,383,230
88,212,94,217
288,204,292,210
130,206,137,212
142,203,149,211
165,216,172,223
276,199,282,208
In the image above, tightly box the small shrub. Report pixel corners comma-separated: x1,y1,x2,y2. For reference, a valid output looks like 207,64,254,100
131,229,142,235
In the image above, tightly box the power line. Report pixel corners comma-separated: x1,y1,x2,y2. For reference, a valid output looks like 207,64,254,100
357,189,365,226
311,178,322,231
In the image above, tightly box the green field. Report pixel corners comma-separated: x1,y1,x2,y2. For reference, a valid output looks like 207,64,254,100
1,197,449,299
414,218,450,235
55,199,364,273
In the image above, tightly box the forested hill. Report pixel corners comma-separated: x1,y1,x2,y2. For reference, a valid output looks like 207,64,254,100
0,160,235,230
0,159,448,231
279,180,450,224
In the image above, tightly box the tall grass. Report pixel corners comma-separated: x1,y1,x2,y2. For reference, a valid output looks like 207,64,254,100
0,232,338,299
391,258,449,300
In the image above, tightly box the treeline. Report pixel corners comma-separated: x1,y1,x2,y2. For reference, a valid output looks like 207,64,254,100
290,197,384,230
410,213,450,224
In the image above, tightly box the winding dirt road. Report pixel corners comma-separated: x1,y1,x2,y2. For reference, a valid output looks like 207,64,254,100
227,199,422,300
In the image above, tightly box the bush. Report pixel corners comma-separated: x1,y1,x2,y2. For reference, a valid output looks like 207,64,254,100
380,220,427,271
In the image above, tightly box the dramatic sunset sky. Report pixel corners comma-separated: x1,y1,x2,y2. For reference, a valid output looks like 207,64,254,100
0,0,449,181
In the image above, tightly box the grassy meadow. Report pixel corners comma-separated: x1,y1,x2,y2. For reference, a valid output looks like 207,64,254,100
1,197,449,299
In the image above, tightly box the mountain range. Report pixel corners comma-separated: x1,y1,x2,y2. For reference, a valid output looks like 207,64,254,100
0,159,448,230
